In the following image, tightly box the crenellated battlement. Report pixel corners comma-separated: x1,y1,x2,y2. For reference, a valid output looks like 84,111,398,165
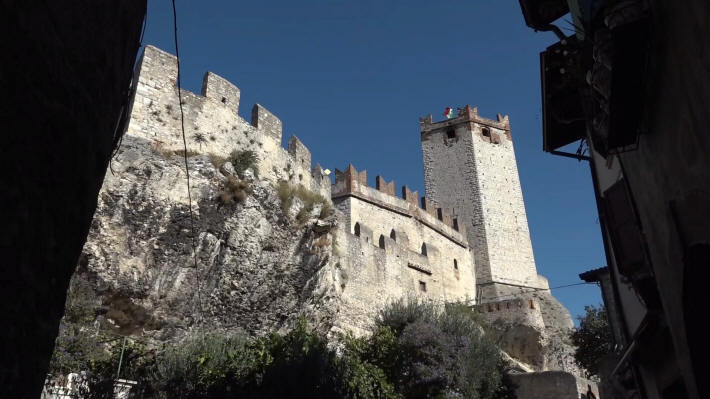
331,164,466,246
419,105,512,142
126,45,329,198
474,298,545,329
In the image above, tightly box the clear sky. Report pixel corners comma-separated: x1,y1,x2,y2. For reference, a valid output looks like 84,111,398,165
141,0,605,322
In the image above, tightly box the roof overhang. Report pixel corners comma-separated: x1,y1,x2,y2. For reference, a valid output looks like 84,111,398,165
518,0,569,30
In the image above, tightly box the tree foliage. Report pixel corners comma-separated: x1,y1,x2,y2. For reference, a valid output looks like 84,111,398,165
570,304,613,378
47,276,154,398
354,297,516,399
49,294,516,399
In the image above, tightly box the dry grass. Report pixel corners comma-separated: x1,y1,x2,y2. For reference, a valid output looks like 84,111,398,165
208,153,228,170
277,181,334,224
313,236,331,248
218,176,250,205
154,145,200,160
173,149,200,158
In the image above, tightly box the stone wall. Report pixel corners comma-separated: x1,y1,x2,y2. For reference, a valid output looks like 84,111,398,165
420,106,545,299
126,45,330,199
475,298,545,329
329,215,476,337
509,371,599,399
330,164,476,335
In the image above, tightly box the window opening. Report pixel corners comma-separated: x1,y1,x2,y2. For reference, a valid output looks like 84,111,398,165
419,281,427,292
354,223,360,237
379,235,385,249
421,243,428,256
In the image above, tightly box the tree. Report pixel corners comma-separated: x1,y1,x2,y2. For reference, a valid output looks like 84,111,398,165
346,297,517,399
570,304,613,378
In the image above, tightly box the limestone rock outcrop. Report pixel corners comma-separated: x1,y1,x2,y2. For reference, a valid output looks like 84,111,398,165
78,135,340,342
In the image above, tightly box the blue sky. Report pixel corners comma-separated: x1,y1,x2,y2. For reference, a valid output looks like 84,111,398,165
142,0,604,322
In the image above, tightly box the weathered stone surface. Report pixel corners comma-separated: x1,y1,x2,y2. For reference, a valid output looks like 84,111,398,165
479,293,582,375
509,371,599,399
80,135,340,341
420,109,546,299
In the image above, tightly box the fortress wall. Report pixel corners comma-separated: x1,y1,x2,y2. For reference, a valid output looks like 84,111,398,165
332,165,467,245
330,214,476,337
126,45,330,198
474,298,545,330
331,172,476,314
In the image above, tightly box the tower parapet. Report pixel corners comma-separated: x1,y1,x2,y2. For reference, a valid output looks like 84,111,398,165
420,105,512,141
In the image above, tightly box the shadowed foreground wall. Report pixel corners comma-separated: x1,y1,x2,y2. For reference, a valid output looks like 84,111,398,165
0,1,146,397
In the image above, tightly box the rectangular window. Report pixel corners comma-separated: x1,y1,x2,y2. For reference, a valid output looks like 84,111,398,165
419,281,427,292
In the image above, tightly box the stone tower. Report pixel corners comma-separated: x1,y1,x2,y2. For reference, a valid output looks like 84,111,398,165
420,105,548,302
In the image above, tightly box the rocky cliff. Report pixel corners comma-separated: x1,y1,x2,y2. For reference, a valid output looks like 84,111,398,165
77,135,341,342
64,132,596,398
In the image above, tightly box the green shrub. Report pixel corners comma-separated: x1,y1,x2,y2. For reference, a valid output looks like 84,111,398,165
570,304,612,378
365,297,516,399
229,150,258,178
144,319,398,399
50,281,513,399
47,276,154,397
147,332,256,399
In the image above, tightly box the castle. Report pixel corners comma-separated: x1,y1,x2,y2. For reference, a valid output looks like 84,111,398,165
105,45,595,395
128,44,552,311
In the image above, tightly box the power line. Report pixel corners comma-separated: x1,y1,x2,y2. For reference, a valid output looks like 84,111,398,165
476,282,594,303
422,281,596,307
172,0,203,320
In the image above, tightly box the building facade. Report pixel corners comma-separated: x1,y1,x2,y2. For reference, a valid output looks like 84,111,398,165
519,0,710,398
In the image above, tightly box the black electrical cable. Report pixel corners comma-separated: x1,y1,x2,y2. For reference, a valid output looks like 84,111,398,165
172,0,203,320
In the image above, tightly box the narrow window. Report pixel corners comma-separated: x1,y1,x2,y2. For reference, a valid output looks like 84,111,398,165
379,235,385,249
421,243,428,256
390,229,397,241
482,127,491,137
446,129,456,139
221,96,227,104
454,259,458,270
452,218,459,231
419,281,427,292
354,223,361,237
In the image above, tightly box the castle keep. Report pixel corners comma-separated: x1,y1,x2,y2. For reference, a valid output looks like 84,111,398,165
420,107,550,300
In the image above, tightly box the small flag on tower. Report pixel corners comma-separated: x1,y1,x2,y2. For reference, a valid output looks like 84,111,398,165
444,107,454,119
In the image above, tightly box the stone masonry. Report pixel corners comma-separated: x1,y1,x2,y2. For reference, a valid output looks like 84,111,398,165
330,165,476,335
420,106,549,300
127,45,330,199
